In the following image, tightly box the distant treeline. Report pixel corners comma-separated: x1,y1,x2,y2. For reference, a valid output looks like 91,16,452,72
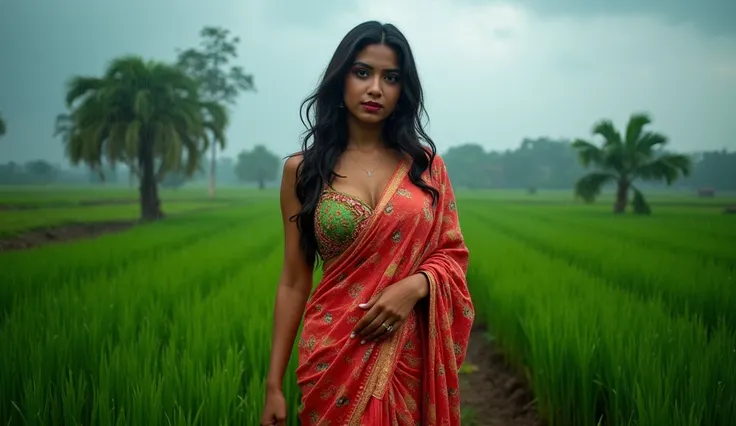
442,138,736,192
0,144,282,190
1,137,733,192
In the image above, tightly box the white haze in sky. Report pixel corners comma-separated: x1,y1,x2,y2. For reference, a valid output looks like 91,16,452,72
0,0,734,163
236,0,735,157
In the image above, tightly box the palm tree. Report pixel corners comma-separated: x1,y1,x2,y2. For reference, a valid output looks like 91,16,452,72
0,112,6,137
62,55,228,221
55,112,140,183
572,113,692,214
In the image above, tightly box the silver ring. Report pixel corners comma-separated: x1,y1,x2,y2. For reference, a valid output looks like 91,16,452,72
382,322,393,332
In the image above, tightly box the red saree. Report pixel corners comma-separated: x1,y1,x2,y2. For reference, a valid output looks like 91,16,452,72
296,154,474,425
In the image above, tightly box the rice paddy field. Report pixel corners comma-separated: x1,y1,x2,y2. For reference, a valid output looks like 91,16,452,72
1,185,734,425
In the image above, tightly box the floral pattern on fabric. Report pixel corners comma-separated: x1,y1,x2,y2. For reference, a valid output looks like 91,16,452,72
297,155,474,425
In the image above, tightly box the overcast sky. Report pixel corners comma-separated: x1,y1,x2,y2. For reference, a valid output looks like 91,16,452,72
1,0,734,165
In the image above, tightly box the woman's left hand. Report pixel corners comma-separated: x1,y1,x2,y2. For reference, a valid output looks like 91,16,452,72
351,274,429,344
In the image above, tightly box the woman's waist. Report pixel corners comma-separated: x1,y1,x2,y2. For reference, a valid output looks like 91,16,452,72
297,307,424,381
314,260,418,303
302,296,362,332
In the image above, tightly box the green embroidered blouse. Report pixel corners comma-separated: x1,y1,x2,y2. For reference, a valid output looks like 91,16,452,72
314,188,373,261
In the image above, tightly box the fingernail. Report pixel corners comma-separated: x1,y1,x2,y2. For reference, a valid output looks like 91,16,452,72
350,332,355,339
358,303,367,308
360,340,366,344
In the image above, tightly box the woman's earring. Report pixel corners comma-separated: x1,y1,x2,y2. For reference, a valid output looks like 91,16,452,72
338,102,344,108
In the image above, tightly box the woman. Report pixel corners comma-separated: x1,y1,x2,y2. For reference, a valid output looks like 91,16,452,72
260,21,474,425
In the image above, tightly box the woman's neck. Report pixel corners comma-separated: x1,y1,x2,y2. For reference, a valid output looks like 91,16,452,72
346,114,384,151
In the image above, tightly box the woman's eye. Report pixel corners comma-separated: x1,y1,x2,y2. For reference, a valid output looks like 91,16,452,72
355,69,369,78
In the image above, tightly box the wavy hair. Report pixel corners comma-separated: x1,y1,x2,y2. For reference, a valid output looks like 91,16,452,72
290,21,440,266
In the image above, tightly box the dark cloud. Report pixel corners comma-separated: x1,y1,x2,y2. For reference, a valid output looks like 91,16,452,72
497,0,735,36
260,0,357,28
0,0,733,163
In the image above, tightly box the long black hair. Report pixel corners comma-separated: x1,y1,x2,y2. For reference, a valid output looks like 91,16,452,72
289,21,440,267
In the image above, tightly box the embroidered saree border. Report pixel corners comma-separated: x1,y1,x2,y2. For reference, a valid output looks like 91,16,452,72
343,159,412,425
345,328,403,425
426,268,439,424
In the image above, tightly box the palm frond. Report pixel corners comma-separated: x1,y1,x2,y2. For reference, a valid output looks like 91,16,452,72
65,76,105,108
571,139,605,167
631,186,651,215
635,131,668,156
104,55,149,81
601,142,626,173
592,120,622,149
53,113,72,137
107,122,131,167
180,135,203,176
76,120,107,168
133,90,153,122
201,101,229,133
154,122,186,181
124,120,142,159
64,132,85,165
635,153,693,184
574,172,617,203
624,113,651,151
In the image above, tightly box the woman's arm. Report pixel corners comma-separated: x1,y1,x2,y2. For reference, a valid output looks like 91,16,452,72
265,154,314,392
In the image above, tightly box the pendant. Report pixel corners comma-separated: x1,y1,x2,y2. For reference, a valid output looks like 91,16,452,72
366,171,374,177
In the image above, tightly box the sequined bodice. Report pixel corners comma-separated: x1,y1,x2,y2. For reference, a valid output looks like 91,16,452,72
314,189,374,261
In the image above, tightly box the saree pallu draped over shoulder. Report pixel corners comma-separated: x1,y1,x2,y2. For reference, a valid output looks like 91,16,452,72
296,155,474,425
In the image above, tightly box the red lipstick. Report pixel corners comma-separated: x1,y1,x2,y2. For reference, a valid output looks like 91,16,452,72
361,101,383,113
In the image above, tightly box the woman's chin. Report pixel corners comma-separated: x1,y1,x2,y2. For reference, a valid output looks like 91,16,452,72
354,112,387,125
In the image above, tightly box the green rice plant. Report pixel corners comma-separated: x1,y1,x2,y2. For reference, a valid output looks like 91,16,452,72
0,202,231,236
0,186,276,207
0,186,140,205
493,204,735,265
2,190,733,426
0,205,272,321
466,203,735,332
462,213,735,426
0,203,302,425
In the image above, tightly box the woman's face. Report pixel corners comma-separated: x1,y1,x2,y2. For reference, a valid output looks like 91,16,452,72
343,43,402,125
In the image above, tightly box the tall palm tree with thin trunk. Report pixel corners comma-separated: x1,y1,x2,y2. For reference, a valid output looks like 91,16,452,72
176,26,256,198
62,55,228,221
0,113,6,138
572,113,692,214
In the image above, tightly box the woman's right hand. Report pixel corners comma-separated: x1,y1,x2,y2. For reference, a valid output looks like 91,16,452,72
260,388,287,426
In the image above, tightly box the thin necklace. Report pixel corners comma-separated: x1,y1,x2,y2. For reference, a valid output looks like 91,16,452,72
348,150,383,177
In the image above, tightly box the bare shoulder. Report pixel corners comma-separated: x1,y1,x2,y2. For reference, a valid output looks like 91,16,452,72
282,153,304,178
280,153,304,210
280,153,304,192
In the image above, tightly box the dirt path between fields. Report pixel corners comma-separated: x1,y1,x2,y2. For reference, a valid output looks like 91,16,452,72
0,199,139,210
0,203,237,253
0,198,235,211
0,220,139,252
459,324,545,426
